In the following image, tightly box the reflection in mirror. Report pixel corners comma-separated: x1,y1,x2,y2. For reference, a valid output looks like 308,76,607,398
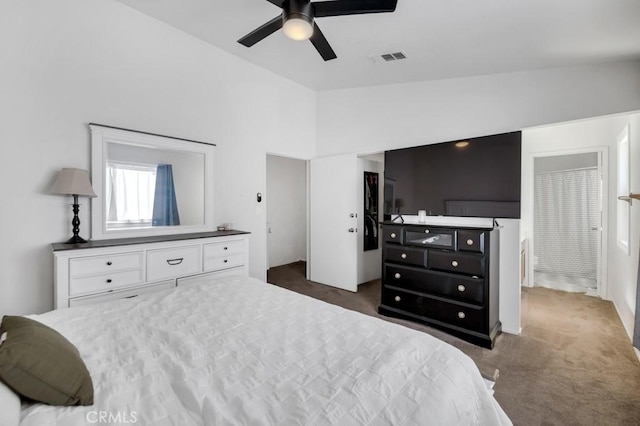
105,142,205,230
90,124,215,240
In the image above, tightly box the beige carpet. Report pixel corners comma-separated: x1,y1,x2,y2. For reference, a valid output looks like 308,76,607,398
267,261,640,426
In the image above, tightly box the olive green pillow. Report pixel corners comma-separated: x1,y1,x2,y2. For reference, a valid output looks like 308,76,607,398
0,315,93,406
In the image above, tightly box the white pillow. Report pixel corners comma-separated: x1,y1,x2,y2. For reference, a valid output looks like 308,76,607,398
0,379,21,426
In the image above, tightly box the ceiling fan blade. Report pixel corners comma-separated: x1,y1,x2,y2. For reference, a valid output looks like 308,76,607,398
309,23,337,61
265,0,284,7
238,15,283,47
313,0,397,17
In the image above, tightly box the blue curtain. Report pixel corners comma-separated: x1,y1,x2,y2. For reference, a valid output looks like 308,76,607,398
152,164,180,226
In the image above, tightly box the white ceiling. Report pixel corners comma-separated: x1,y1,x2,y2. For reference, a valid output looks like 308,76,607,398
116,0,640,91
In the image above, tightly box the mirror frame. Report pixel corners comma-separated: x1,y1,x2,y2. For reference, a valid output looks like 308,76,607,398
90,124,215,240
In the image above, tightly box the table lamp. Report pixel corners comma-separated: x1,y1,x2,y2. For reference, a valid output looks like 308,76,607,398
51,168,97,244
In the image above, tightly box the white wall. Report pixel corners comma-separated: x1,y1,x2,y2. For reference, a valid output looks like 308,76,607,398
497,219,521,334
266,155,307,268
316,61,640,157
314,61,640,333
534,152,598,174
0,0,316,315
522,112,640,339
609,113,640,340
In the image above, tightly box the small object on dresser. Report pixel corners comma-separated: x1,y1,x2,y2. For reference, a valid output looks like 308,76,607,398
223,223,233,231
418,210,427,223
50,168,97,244
217,226,226,231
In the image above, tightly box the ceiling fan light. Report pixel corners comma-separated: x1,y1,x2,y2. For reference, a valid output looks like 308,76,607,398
283,16,314,41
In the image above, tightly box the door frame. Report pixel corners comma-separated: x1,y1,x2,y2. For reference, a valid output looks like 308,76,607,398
527,146,609,299
264,153,310,277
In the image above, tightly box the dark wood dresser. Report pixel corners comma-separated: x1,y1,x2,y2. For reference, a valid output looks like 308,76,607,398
378,222,501,348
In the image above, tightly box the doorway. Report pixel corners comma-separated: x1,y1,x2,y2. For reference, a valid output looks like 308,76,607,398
265,154,308,277
532,151,604,296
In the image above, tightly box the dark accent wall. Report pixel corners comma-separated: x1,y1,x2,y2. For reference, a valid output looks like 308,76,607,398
384,132,522,219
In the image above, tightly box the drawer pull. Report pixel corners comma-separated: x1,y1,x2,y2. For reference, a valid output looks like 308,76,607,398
106,279,112,283
124,295,138,299
394,295,401,302
458,311,466,319
394,273,401,279
166,258,184,266
424,229,430,233
451,260,459,267
223,259,228,263
390,232,396,239
106,261,113,266
224,246,228,250
400,253,407,259
466,239,474,246
457,284,466,292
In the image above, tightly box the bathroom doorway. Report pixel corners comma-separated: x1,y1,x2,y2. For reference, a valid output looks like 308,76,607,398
533,151,604,296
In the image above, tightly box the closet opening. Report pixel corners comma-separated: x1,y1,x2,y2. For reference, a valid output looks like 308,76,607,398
265,154,308,281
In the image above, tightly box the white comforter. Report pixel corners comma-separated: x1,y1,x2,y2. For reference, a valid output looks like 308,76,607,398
20,276,511,426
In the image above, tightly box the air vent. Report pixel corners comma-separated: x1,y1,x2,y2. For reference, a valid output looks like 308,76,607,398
369,51,408,64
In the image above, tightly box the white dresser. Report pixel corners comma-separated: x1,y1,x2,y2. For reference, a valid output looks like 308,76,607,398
53,231,249,309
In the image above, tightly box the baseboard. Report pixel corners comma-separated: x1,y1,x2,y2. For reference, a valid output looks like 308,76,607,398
611,298,634,341
611,299,640,364
502,326,522,335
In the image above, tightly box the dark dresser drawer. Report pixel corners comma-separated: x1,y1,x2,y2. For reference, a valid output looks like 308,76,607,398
428,251,485,277
383,226,404,244
385,245,427,267
404,227,457,250
384,264,484,304
458,230,485,253
381,287,485,333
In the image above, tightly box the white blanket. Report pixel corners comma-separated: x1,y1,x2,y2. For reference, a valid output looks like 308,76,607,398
20,275,511,425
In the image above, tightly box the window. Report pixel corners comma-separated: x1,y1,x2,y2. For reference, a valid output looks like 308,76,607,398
105,162,157,228
617,124,630,255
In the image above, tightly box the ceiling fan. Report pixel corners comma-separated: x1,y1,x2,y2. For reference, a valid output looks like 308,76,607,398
238,0,398,61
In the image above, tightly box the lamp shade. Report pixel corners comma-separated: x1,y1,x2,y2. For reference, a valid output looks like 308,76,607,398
50,168,97,197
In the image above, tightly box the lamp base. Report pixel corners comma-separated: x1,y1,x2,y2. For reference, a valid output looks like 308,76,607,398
65,235,88,244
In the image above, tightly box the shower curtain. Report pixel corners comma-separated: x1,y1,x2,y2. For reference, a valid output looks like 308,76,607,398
534,167,599,283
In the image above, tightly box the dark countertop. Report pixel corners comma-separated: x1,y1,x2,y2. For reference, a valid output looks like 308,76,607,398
52,230,250,252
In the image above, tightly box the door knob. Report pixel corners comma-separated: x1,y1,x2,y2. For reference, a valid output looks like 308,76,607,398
348,228,357,233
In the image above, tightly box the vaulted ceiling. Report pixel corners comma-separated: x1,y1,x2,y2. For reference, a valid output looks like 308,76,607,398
116,0,640,90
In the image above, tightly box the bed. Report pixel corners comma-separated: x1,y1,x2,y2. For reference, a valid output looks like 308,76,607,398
13,275,511,425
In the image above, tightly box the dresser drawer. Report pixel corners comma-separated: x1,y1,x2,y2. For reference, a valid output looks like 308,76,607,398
177,267,244,286
383,225,404,244
203,253,244,272
147,245,201,281
404,227,456,250
70,252,143,276
381,287,485,333
384,264,484,304
385,245,427,267
428,250,485,277
69,269,144,297
203,240,244,258
69,280,175,307
458,230,485,253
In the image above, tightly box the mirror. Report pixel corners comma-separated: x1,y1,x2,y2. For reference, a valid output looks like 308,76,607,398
90,124,215,240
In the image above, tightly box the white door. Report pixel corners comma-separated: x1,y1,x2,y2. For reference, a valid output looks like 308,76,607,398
309,154,359,291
